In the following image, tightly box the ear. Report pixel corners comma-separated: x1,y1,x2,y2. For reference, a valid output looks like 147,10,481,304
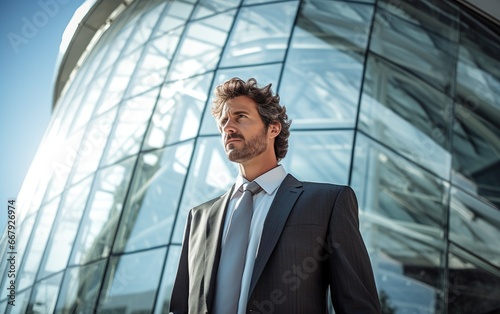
268,121,281,139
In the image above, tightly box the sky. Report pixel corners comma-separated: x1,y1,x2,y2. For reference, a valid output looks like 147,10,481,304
0,0,85,232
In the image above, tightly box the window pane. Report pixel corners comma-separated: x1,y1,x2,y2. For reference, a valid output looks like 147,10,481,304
98,20,135,75
377,0,459,41
448,244,500,313
172,137,238,243
8,288,30,314
352,134,449,311
69,107,117,185
144,73,213,150
27,272,63,314
452,13,500,209
449,187,500,267
126,29,183,97
359,54,452,179
41,129,86,202
154,1,193,36
69,74,107,133
199,63,283,135
37,177,93,279
368,226,445,313
17,196,61,291
122,1,166,56
279,1,373,129
281,130,353,184
369,5,457,95
220,1,299,67
167,10,236,81
70,157,136,265
0,214,36,300
193,0,240,19
352,133,448,231
113,142,194,253
97,248,167,313
54,260,107,314
100,88,158,167
154,245,182,314
96,50,142,115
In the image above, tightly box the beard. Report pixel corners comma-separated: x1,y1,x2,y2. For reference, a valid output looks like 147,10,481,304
225,127,268,163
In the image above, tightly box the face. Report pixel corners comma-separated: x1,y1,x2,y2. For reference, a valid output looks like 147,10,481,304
218,96,270,163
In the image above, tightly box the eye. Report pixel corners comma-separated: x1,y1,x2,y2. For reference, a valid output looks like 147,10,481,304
237,114,247,119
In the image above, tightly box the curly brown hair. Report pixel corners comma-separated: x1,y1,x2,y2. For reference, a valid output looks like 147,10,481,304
212,77,291,161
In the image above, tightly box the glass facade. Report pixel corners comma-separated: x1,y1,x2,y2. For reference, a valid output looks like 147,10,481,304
1,0,499,312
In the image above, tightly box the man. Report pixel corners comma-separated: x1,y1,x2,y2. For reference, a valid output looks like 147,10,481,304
170,77,381,314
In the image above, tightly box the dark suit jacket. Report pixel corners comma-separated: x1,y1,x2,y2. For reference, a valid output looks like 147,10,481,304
170,174,381,314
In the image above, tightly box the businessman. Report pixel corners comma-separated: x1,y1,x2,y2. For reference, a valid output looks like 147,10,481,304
170,77,381,313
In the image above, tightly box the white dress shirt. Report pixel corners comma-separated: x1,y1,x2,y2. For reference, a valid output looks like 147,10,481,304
221,165,288,314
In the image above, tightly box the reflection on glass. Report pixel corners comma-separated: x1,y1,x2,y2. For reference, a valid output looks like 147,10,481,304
69,107,117,185
359,54,452,179
97,248,166,313
279,0,372,129
145,73,213,149
368,226,445,313
97,15,136,74
453,12,500,209
352,133,448,230
96,50,142,115
154,246,181,314
27,272,63,313
0,214,36,296
448,244,500,313
37,177,93,279
70,157,136,265
172,137,238,243
193,0,240,19
114,142,194,253
167,10,236,81
122,1,166,56
69,75,107,133
17,159,51,222
369,5,456,95
38,127,86,203
220,1,298,67
127,29,183,97
377,0,459,41
281,130,353,184
8,288,30,314
17,196,61,291
54,260,107,314
452,100,500,209
100,88,158,166
449,187,500,267
199,63,283,135
154,1,193,36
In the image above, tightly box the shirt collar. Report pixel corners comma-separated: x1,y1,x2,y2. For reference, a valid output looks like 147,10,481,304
232,165,287,199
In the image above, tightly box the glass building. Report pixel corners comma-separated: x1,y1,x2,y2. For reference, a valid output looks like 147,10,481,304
1,0,499,312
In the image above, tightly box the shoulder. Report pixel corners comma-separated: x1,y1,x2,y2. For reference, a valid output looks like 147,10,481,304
293,177,357,204
191,195,224,213
300,180,355,196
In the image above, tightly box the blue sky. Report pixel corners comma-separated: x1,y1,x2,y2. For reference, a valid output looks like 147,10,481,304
0,0,85,232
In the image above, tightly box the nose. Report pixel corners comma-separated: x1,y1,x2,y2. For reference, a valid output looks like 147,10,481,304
222,118,236,134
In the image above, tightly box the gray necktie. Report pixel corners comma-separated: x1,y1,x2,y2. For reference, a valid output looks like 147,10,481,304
213,181,262,314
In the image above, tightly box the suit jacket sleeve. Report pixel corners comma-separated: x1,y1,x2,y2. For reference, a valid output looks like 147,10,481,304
328,186,381,313
169,211,192,314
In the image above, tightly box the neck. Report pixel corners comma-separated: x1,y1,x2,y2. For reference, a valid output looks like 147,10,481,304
238,155,278,181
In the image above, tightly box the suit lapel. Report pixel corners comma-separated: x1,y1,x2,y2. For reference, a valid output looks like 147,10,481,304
249,174,303,296
204,187,233,311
